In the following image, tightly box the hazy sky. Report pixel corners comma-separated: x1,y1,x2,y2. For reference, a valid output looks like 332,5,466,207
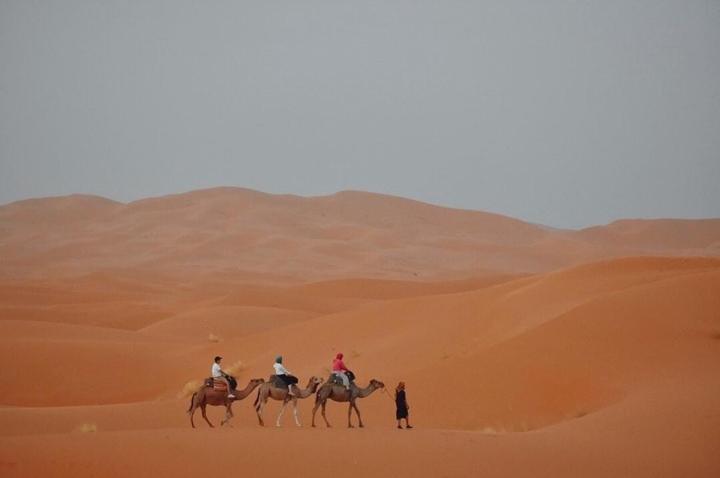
1,1,719,228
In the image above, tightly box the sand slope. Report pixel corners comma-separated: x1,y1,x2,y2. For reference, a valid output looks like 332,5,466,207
1,189,719,477
0,258,717,477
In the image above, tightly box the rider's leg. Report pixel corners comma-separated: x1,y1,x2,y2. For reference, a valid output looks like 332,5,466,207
219,377,235,397
284,375,295,396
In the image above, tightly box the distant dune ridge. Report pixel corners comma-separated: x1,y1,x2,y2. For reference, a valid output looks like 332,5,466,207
1,187,718,281
0,188,719,478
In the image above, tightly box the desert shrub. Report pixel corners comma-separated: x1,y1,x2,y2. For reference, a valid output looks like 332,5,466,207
224,360,246,376
178,380,204,399
77,423,97,433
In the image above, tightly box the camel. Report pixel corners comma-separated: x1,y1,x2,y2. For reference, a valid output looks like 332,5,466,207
311,378,385,428
254,376,324,427
187,378,264,428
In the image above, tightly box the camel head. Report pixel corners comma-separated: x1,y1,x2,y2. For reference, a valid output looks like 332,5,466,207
369,379,385,389
250,378,265,386
306,376,322,386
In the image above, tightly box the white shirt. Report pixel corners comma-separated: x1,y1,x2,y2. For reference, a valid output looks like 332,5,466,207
273,363,290,375
211,363,223,378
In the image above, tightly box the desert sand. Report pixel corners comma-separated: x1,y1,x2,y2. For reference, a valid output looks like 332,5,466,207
1,188,719,477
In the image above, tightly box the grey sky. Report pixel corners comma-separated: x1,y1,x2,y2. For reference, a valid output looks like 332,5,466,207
1,1,719,228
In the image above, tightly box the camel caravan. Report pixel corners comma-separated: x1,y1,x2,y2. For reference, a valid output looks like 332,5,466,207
187,354,386,428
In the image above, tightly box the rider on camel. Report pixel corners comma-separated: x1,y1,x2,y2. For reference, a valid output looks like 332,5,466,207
332,352,351,390
211,356,236,398
273,356,298,396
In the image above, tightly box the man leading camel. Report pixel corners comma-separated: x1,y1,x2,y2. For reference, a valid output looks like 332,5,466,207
332,352,351,391
211,356,236,398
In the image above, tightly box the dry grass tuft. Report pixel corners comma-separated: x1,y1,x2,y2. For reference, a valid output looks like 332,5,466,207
178,380,204,399
77,423,98,433
208,333,221,343
224,360,246,377
482,425,509,434
518,421,529,432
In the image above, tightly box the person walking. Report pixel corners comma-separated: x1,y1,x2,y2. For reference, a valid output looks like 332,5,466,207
395,382,412,429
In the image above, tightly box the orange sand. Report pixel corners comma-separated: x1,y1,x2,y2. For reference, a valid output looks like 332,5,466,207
0,189,719,477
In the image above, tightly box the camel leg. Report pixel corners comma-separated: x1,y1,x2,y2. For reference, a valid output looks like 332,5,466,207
201,404,214,428
292,399,301,427
321,401,331,428
221,403,233,427
276,400,287,427
189,404,197,428
311,401,320,428
347,402,354,428
188,394,198,428
257,398,266,427
353,401,364,428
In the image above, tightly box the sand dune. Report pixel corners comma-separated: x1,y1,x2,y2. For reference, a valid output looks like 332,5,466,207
3,257,716,414
2,188,718,281
138,305,318,340
578,218,720,251
1,189,719,477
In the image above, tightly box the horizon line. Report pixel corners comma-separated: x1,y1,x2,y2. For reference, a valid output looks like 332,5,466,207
2,185,719,232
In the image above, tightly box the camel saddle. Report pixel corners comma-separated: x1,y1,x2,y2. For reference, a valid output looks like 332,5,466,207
328,370,356,386
269,375,287,389
204,377,227,391
204,376,237,391
268,374,299,389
